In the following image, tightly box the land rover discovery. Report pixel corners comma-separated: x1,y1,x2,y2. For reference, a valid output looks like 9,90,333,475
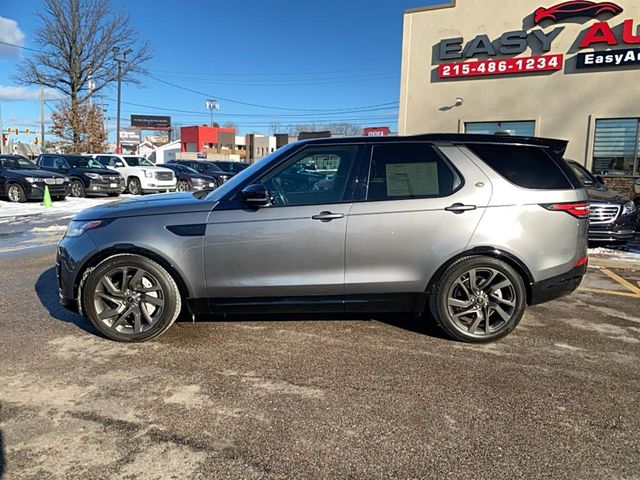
57,134,588,343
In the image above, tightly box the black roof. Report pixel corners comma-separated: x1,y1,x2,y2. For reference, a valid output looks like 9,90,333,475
296,134,569,156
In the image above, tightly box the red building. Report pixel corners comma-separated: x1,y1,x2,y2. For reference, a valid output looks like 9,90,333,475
180,126,236,153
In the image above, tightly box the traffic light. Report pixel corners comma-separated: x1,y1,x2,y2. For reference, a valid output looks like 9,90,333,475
1,134,7,146
25,128,30,134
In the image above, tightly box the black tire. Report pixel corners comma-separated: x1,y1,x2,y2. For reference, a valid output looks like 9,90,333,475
52,195,66,201
6,183,27,203
430,256,526,343
127,177,142,195
177,180,191,192
107,193,121,197
81,254,182,342
70,179,85,198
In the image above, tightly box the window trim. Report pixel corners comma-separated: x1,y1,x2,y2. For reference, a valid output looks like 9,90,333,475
591,117,640,177
252,144,364,208
361,142,464,203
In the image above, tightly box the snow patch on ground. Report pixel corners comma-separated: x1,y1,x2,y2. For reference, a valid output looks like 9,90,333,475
0,195,134,219
588,247,640,262
31,225,68,233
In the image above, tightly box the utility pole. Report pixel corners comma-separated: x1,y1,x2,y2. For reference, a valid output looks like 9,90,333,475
205,99,220,127
113,47,132,154
40,82,45,151
0,103,3,155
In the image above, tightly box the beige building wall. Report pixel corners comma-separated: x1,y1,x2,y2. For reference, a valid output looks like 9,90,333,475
399,0,640,167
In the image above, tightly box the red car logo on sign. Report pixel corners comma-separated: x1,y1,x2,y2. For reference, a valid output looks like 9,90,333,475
534,1,623,25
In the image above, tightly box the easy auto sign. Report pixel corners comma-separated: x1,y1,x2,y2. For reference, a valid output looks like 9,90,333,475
437,1,639,79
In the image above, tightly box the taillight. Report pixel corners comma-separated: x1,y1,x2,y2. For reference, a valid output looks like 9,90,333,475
541,202,590,219
575,256,588,267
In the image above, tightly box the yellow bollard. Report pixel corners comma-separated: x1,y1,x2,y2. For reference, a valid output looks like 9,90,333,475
42,185,53,208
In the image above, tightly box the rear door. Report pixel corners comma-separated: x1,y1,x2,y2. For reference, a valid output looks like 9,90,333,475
344,142,493,304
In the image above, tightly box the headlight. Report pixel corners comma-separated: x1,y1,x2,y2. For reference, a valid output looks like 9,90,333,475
144,170,153,178
64,220,105,238
220,175,229,182
85,173,103,181
25,177,45,183
622,201,636,216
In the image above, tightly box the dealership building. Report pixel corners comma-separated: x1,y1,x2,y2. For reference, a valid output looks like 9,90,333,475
399,0,640,188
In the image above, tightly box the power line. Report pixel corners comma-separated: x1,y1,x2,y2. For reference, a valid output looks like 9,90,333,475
0,40,45,54
110,99,398,118
152,66,399,77
147,74,399,113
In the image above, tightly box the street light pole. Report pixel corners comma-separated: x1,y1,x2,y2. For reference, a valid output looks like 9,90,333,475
205,99,220,127
113,47,132,154
40,82,45,151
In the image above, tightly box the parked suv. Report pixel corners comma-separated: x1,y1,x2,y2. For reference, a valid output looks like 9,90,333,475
37,154,124,198
92,154,176,195
568,160,637,243
1,154,69,202
58,134,588,343
210,160,250,174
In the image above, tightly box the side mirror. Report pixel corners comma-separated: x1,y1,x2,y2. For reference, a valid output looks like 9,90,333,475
241,183,270,208
595,175,605,184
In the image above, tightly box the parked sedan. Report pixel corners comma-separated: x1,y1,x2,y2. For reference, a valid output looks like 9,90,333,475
161,163,219,191
210,161,250,174
168,160,234,185
568,160,637,243
36,154,124,198
0,154,69,202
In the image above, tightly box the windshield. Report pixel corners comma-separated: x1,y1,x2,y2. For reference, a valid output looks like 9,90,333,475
0,156,39,170
67,156,104,169
205,144,297,202
201,162,223,172
124,156,154,167
570,162,598,186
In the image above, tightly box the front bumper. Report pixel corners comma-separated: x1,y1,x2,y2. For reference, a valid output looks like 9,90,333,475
588,224,636,242
87,179,125,194
27,182,69,199
141,180,177,193
530,263,587,306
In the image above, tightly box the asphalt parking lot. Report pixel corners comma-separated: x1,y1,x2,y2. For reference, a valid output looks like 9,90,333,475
0,248,639,479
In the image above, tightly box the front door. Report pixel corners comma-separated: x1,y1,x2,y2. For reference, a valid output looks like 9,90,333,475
204,145,361,312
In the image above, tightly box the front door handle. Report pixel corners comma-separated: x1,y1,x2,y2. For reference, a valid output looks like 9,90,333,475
312,211,344,222
445,203,477,214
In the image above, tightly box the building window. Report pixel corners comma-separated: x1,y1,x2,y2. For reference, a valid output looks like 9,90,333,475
592,118,640,176
465,121,536,137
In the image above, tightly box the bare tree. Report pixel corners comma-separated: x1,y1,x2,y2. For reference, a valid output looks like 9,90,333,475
222,122,238,131
50,100,107,153
14,0,151,145
269,121,282,135
325,123,362,136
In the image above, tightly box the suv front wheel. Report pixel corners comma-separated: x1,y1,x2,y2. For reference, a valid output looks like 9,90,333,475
430,256,526,343
81,254,182,342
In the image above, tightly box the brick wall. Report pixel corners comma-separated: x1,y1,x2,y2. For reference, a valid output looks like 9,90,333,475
601,176,639,200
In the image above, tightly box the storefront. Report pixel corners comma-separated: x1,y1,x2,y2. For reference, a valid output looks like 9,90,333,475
399,0,640,184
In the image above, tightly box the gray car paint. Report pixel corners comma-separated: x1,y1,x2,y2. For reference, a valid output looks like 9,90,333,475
58,137,587,313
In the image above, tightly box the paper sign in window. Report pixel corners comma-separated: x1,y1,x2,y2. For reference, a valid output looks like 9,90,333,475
385,162,439,197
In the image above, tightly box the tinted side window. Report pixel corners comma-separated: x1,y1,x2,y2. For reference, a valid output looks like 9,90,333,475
96,156,110,166
40,156,54,168
367,143,461,201
467,144,573,190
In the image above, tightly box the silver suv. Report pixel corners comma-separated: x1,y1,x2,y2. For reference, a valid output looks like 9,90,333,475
57,135,588,343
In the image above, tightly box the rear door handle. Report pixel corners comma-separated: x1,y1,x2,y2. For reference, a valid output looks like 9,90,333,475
312,211,345,222
445,203,477,214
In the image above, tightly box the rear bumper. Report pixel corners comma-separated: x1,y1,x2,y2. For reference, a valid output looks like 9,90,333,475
530,263,587,306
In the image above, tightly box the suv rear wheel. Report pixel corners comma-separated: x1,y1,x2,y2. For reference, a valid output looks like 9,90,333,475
127,177,142,195
430,256,526,343
81,254,182,342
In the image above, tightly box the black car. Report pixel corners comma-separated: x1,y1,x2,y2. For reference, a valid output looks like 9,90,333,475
168,160,234,184
36,154,124,198
161,163,220,191
210,161,250,174
568,160,637,243
0,154,69,203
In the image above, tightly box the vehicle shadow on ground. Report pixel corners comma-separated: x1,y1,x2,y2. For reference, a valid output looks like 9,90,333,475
178,312,450,341
35,267,98,336
0,428,5,479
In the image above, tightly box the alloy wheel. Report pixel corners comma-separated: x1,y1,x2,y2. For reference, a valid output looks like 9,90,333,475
7,185,23,202
128,179,140,195
446,267,517,338
177,180,190,192
93,266,165,335
71,181,83,197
